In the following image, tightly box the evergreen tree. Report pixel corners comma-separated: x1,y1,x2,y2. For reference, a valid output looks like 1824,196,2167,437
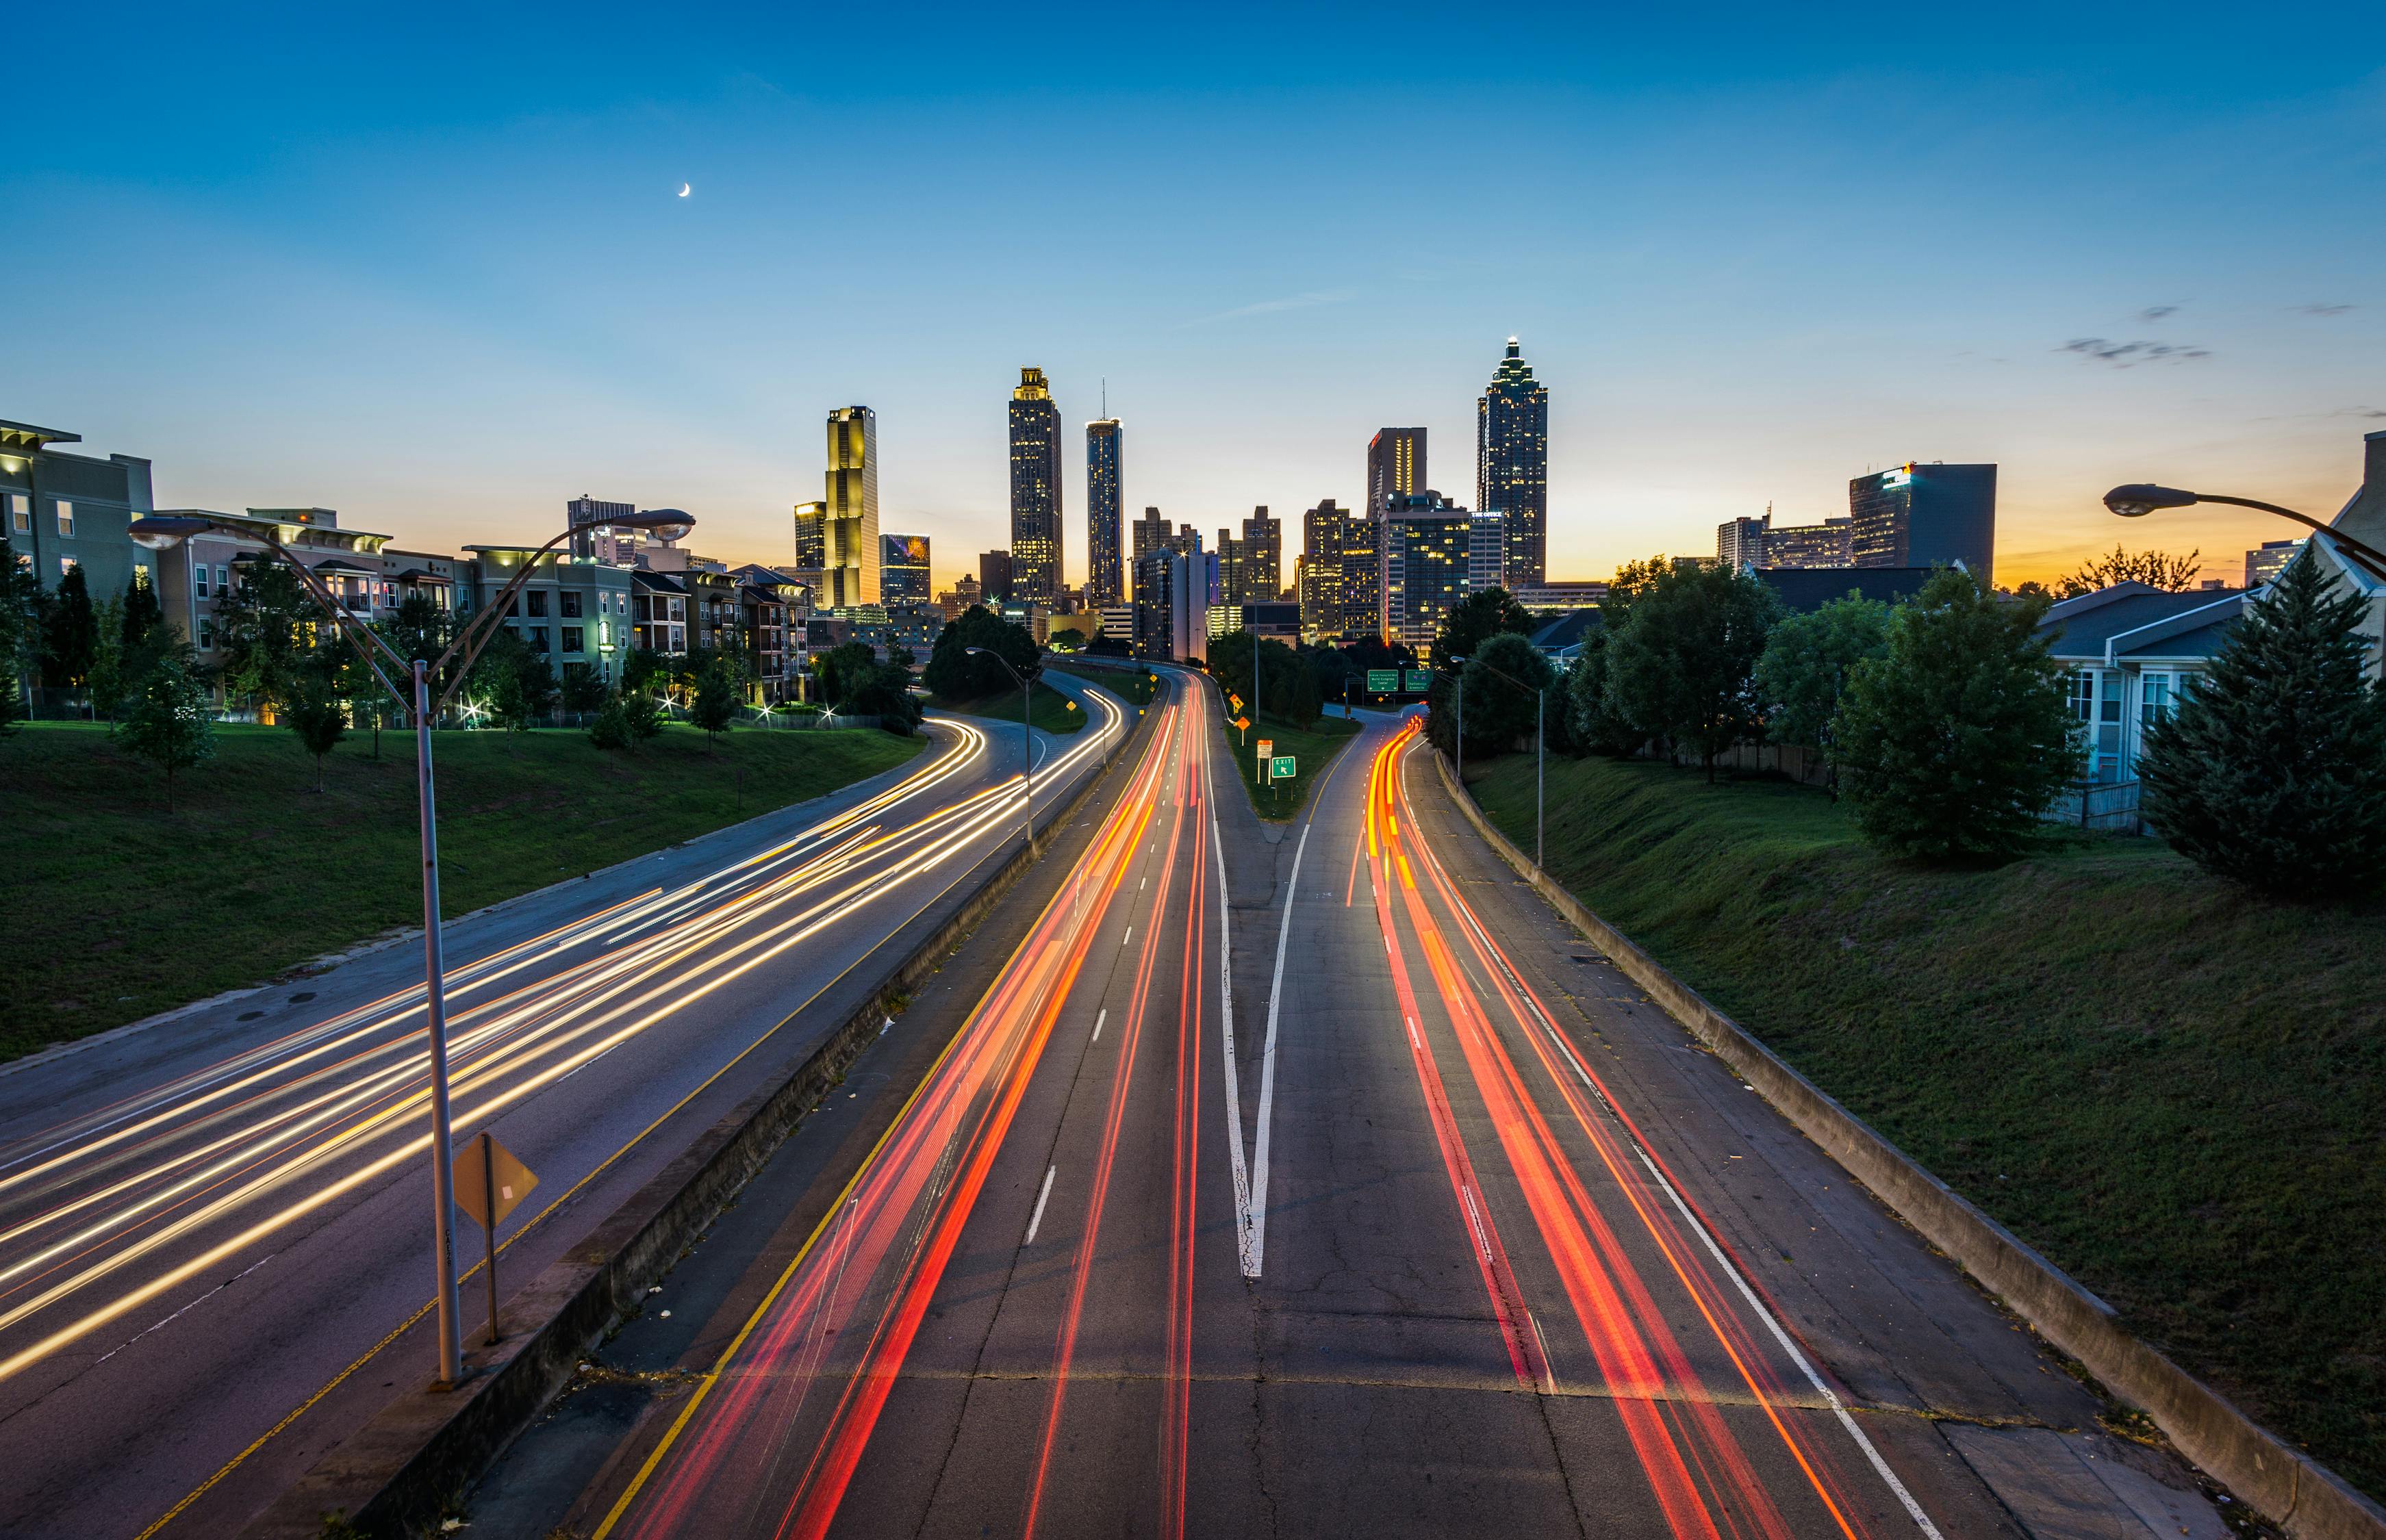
0,541,38,733
285,658,348,791
1834,569,2081,862
40,564,99,690
691,656,740,746
588,692,635,749
2137,550,2386,897
120,568,166,651
87,598,129,718
114,643,215,810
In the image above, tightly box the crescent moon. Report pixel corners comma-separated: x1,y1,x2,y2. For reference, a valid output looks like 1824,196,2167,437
678,183,691,197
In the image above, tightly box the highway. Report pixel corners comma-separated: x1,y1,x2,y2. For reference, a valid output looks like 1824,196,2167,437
503,684,2234,1540
0,676,1128,1540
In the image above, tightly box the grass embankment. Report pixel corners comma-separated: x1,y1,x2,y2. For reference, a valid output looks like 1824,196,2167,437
1047,659,1160,709
1215,708,1362,821
0,721,924,1058
1466,751,2386,1497
927,680,1086,736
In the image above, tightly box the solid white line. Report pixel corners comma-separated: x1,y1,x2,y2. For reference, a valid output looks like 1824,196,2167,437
1243,817,1310,1280
1090,1008,1107,1044
1023,1165,1056,1246
1208,714,1256,1276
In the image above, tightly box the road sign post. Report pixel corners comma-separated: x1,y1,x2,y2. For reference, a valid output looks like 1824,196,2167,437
1256,739,1273,786
455,1131,539,1347
1271,755,1296,780
1365,668,1399,695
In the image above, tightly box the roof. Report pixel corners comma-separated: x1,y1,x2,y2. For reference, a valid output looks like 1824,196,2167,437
633,569,688,594
0,421,80,453
308,556,376,575
1754,566,1939,612
393,567,450,582
2036,584,2244,663
1526,608,1600,654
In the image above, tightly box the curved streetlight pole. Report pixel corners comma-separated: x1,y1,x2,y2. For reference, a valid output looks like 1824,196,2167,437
131,509,691,1386
967,647,1036,858
1457,652,1549,868
2103,484,2386,582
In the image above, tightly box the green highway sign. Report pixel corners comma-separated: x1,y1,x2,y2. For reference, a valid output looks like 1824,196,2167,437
1365,669,1399,692
1404,669,1434,692
1271,756,1297,779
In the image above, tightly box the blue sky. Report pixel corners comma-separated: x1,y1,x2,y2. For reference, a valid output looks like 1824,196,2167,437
12,1,2381,587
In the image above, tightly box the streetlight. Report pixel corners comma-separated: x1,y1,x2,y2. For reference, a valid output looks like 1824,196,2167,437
2103,484,2386,580
1447,656,1467,788
1461,652,1550,869
129,506,694,1387
965,646,1036,857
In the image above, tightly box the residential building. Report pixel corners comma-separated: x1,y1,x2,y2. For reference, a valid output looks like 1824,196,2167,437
2038,582,2249,783
631,569,690,654
1379,493,1473,655
0,418,152,601
1849,462,1996,579
1526,608,1601,663
1477,337,1549,588
980,549,1014,602
1130,505,1174,563
152,508,407,673
567,494,638,563
1467,509,1508,593
1338,502,1382,641
1087,418,1124,608
937,573,985,619
1215,527,1246,606
728,563,811,702
819,405,880,606
880,533,930,602
1301,499,1349,637
462,546,639,689
2245,539,2302,588
1717,515,1769,571
1008,368,1063,601
1239,506,1281,602
1366,428,1426,518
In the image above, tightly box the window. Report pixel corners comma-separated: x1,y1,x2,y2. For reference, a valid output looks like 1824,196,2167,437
2066,669,2096,724
55,502,75,538
2140,673,2175,726
199,621,214,650
216,565,229,593
60,556,79,577
7,494,25,533
562,626,585,654
560,591,583,618
194,565,210,598
530,626,549,651
527,590,548,618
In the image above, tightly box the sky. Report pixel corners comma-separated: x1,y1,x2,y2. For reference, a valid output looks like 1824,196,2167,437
10,1,2382,591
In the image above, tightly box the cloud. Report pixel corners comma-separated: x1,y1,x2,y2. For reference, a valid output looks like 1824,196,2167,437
1180,291,1355,326
2139,305,2180,321
2294,302,2355,316
2059,337,2212,366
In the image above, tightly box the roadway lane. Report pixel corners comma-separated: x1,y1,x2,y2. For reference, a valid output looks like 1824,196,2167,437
513,693,2231,1539
0,678,1129,1540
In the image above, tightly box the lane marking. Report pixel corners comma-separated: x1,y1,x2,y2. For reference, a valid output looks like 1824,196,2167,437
1023,1165,1056,1246
1243,817,1310,1279
1121,927,1133,947
1090,1008,1106,1044
1208,734,1255,1276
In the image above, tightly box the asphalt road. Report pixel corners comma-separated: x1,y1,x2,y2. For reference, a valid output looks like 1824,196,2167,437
0,678,1130,1540
484,689,2242,1540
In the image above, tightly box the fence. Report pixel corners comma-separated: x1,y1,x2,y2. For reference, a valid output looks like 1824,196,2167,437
2042,778,2144,834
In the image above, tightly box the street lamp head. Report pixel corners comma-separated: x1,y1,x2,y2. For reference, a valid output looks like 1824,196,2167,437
2103,484,2199,519
965,646,988,656
126,515,216,550
611,509,696,542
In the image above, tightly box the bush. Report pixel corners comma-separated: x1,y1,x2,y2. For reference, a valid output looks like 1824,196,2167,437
1834,569,2080,862
2137,549,2386,897
588,694,634,749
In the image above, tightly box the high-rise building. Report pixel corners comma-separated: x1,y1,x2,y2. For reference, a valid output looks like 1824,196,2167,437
568,494,637,563
1367,428,1427,518
1717,514,1770,571
1477,337,1549,589
822,406,880,606
1216,527,1247,604
1338,503,1382,640
880,533,931,602
1130,505,1173,564
1087,418,1124,608
2245,539,2302,587
1008,368,1063,602
1767,517,1853,569
792,500,827,587
1849,463,1996,579
1241,506,1281,602
1301,499,1349,637
1133,547,1202,663
1467,509,1508,593
979,549,1014,602
1380,493,1473,654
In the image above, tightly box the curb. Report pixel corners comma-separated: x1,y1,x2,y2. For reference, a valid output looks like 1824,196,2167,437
238,693,1150,1540
1430,747,2386,1540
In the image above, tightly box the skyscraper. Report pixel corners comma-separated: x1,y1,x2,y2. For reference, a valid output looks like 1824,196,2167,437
1241,506,1282,600
1477,337,1549,590
1847,463,1996,579
980,549,1015,602
1301,500,1347,637
1131,506,1173,563
1009,368,1063,602
880,533,931,602
568,494,637,563
1338,504,1381,640
792,500,826,584
1380,493,1473,654
1367,428,1427,518
822,406,880,606
1087,418,1124,608
1467,509,1508,593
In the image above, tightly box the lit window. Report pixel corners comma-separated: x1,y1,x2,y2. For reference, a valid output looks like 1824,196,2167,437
60,556,79,577
55,502,75,538
7,494,25,533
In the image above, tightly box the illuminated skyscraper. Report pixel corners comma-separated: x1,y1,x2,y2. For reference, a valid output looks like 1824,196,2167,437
1847,463,1996,580
1477,337,1549,590
822,406,879,606
1367,428,1426,517
880,533,931,602
1087,418,1124,608
1380,493,1473,654
792,500,827,588
1302,498,1349,637
1009,368,1063,602
1241,506,1281,600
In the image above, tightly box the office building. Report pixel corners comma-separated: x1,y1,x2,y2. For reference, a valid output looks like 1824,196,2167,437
1216,526,1247,605
1366,428,1427,517
1477,337,1549,588
0,418,152,602
1206,601,1300,641
568,493,638,563
1132,548,1202,663
1338,502,1382,640
819,406,880,607
1716,509,1854,572
1301,499,1349,637
1849,462,1996,579
792,500,827,588
1239,506,1281,601
1379,493,1473,654
2245,539,2302,587
1130,505,1173,564
979,549,1014,602
1467,509,1508,593
1087,418,1124,608
1008,368,1063,602
1717,515,1769,571
880,533,931,602
1512,580,1610,613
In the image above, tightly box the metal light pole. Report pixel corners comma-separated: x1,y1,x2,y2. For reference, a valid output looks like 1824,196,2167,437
967,647,1036,857
1448,655,1467,788
2103,483,2386,581
131,507,694,1387
1465,653,1549,869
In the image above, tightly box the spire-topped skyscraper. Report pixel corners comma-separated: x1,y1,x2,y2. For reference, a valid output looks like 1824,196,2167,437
1086,416,1124,608
1008,368,1063,603
1476,337,1549,590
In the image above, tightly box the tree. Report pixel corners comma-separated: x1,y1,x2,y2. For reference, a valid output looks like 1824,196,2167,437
1603,563,1781,780
1458,633,1555,754
120,569,165,652
373,592,459,710
2135,550,2386,897
559,663,609,715
40,563,98,691
1562,627,1634,756
1210,631,1320,728
207,559,314,715
588,692,636,749
114,642,214,810
923,606,1040,700
285,656,348,792
1834,569,2081,862
467,629,557,743
1754,593,1892,779
1432,587,1534,668
816,641,923,730
87,596,129,719
0,541,38,734
690,655,741,746
2057,544,2202,598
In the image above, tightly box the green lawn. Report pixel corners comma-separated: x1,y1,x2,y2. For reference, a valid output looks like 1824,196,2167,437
0,721,924,1059
1046,659,1160,709
927,680,1087,736
1465,750,2386,1498
1215,707,1362,821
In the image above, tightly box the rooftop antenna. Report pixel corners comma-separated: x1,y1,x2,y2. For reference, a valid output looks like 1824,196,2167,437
1102,378,1107,418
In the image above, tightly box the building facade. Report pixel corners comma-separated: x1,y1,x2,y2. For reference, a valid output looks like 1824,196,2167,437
1717,509,1855,571
792,499,827,591
1,418,152,603
1338,502,1382,641
1366,428,1426,518
2244,539,2302,587
1300,499,1349,637
1132,547,1202,663
1477,338,1549,589
820,406,880,606
979,549,1014,602
1130,504,1173,565
567,493,639,563
1008,368,1063,602
1087,418,1124,608
463,546,639,689
1379,493,1473,655
1467,509,1508,593
1239,506,1281,601
880,533,930,602
1849,462,1996,579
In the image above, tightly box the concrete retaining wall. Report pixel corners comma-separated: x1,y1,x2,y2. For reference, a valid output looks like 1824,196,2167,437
1430,749,2385,1540
242,701,1152,1540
